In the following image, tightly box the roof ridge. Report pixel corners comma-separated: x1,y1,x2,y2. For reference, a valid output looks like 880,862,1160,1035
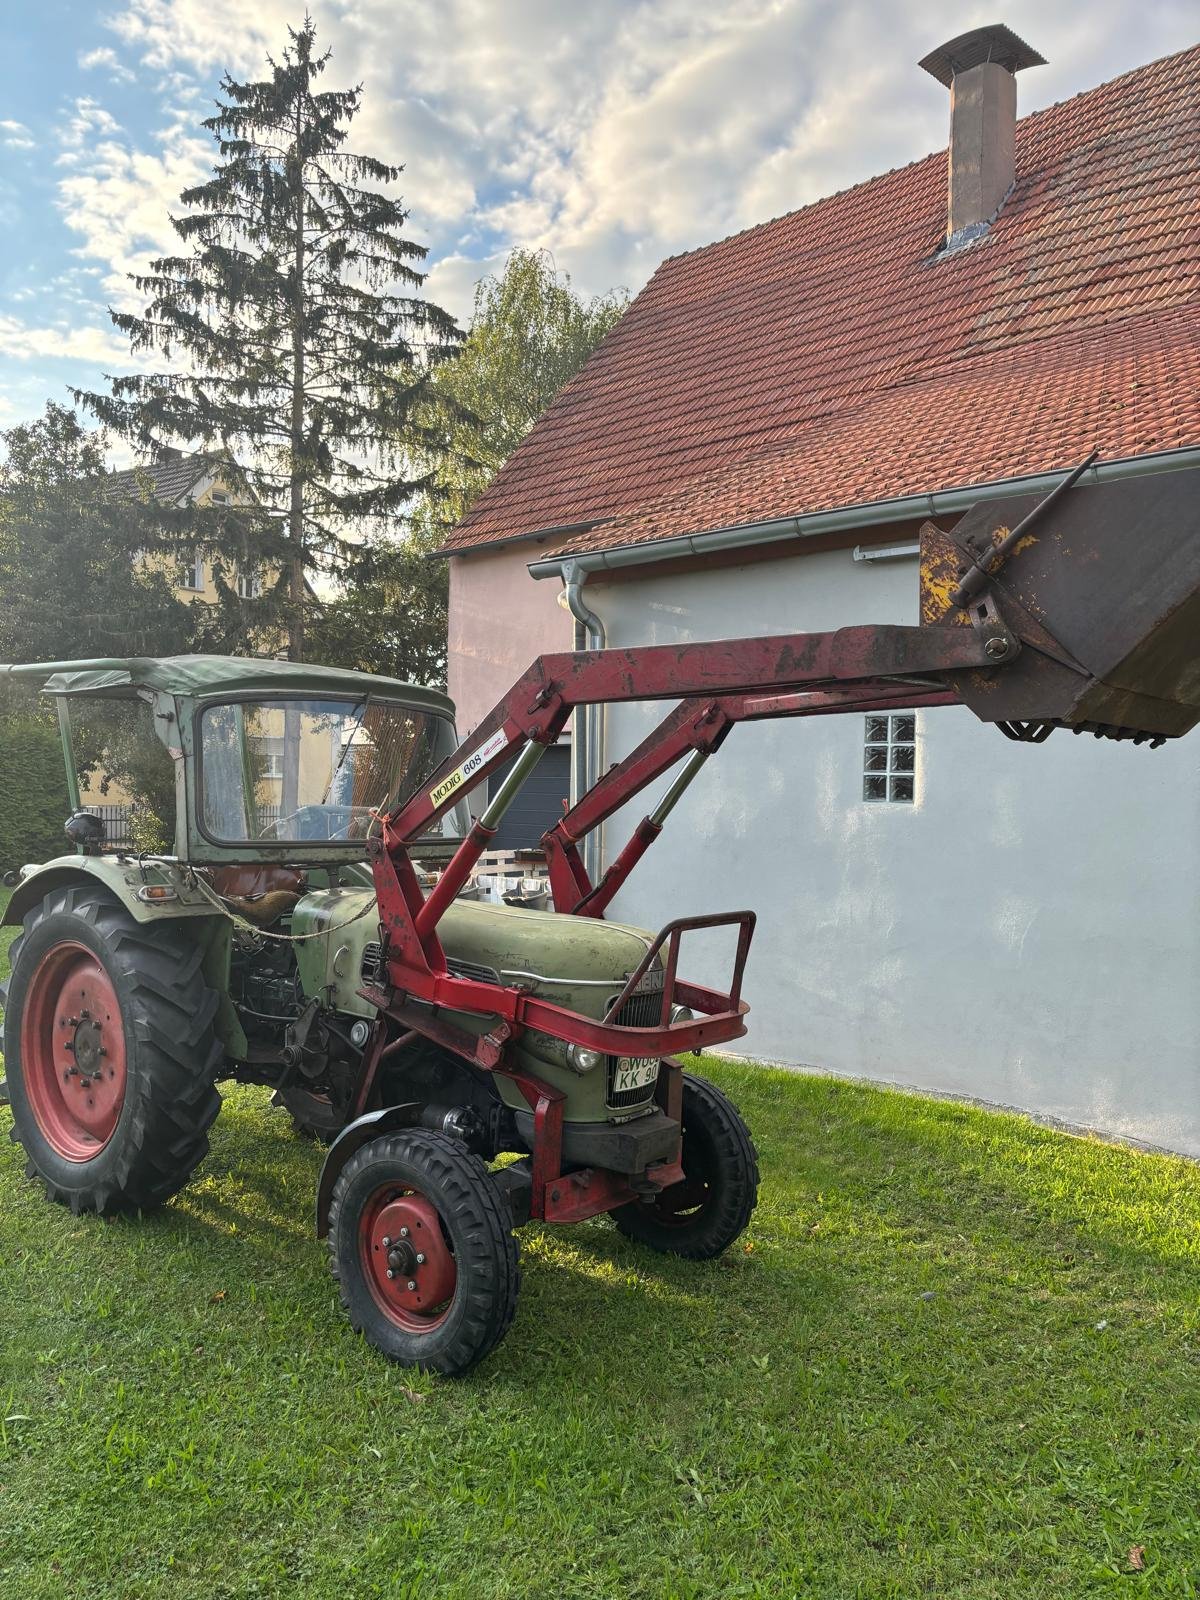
650,40,1200,277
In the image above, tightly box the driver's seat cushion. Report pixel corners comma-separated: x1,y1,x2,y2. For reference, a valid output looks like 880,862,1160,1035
205,864,307,926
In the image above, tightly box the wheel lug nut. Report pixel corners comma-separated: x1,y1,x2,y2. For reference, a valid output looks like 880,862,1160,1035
406,1280,417,1291
381,1235,391,1247
399,1227,409,1238
415,1253,425,1265
386,1269,395,1279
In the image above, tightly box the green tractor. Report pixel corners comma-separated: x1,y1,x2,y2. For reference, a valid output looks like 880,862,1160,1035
0,655,758,1375
5,473,1197,1373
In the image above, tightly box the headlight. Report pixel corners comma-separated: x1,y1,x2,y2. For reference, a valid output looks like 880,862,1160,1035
670,1004,695,1025
567,1042,605,1074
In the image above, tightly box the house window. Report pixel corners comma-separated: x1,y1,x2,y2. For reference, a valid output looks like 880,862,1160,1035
256,736,284,779
211,490,229,505
863,713,916,803
183,549,205,591
237,567,262,599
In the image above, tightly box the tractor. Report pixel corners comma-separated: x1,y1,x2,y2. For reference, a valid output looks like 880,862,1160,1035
1,460,1197,1375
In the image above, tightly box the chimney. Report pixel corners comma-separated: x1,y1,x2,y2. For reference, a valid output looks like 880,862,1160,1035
920,24,1045,249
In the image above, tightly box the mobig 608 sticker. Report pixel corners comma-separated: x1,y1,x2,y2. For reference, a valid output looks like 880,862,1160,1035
428,728,509,808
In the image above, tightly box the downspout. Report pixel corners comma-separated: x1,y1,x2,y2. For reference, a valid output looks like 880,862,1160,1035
561,559,606,882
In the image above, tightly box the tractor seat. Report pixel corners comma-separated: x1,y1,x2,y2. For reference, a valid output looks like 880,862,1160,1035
204,864,307,927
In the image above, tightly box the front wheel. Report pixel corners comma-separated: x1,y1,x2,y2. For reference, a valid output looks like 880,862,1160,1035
327,1130,520,1376
612,1072,759,1258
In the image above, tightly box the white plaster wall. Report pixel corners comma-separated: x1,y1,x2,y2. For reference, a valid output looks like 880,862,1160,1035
589,547,1200,1154
447,543,574,735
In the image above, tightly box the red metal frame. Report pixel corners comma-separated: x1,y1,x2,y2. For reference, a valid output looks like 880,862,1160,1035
363,616,1009,1217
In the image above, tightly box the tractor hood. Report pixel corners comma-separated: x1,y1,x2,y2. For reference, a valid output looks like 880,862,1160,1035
292,889,659,1023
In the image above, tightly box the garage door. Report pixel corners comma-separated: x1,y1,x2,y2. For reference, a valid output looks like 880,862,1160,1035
486,743,571,850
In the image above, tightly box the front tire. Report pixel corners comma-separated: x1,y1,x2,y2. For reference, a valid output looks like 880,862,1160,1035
1,886,223,1214
612,1072,759,1258
328,1130,520,1376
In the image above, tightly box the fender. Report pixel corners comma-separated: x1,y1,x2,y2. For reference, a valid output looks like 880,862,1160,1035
315,1103,422,1238
2,856,225,927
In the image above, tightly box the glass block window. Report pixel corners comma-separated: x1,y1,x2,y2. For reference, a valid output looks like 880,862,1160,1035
863,713,916,803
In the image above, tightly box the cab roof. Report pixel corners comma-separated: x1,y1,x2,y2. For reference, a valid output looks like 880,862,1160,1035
0,654,455,715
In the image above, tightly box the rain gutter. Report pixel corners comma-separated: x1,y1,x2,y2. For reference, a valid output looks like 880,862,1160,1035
527,448,1200,582
561,559,606,880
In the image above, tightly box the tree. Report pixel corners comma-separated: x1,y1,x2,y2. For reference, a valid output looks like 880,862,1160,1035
0,402,193,667
75,17,461,660
413,248,628,545
308,250,627,687
304,539,450,684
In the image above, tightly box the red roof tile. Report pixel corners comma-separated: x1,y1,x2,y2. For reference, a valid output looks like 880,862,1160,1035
442,45,1200,558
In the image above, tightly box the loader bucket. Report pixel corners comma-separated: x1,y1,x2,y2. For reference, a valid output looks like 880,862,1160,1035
920,463,1200,743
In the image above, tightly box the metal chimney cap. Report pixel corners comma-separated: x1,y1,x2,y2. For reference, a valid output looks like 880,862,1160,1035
919,24,1045,89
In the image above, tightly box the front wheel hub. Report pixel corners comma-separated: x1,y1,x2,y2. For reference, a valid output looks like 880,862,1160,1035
359,1188,456,1330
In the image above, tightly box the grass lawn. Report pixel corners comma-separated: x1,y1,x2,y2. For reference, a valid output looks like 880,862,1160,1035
1,884,1199,1598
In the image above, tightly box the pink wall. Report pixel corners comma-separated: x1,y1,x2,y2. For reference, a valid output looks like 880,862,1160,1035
447,539,575,734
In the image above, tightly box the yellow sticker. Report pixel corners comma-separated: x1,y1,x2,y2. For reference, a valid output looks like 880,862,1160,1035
429,728,509,808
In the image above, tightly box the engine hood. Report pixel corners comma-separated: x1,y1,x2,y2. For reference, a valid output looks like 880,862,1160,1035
292,888,659,1021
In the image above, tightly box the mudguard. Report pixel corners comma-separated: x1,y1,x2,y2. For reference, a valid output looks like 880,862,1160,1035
315,1103,422,1238
2,856,224,927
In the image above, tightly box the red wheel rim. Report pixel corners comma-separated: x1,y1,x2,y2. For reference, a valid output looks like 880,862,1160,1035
20,941,128,1162
358,1183,457,1332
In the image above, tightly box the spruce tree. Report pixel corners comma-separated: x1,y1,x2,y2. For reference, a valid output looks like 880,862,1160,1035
76,18,461,659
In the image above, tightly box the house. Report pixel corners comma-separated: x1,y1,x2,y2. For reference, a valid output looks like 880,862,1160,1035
80,450,264,830
438,29,1200,1152
106,448,261,603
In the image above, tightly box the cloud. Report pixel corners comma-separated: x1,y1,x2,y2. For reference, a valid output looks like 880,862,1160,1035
0,315,135,365
53,98,211,307
3,0,1189,363
0,119,34,151
78,45,137,83
86,0,1200,329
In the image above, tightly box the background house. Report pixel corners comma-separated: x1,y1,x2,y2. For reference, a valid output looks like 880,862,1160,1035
106,448,260,604
79,449,260,830
438,31,1200,1151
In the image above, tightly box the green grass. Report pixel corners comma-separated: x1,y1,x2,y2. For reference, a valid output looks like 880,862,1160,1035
2,883,1199,1597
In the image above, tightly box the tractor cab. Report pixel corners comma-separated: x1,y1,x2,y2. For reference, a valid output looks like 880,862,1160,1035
18,654,470,871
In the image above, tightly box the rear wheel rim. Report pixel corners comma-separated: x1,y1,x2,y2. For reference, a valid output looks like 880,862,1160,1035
21,942,128,1162
358,1183,457,1332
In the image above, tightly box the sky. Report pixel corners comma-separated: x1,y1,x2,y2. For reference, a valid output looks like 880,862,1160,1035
0,0,1195,445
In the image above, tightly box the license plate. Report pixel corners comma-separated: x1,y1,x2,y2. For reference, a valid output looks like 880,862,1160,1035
613,1056,659,1095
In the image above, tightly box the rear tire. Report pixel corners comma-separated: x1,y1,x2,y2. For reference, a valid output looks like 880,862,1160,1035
274,1085,343,1144
612,1072,759,1258
328,1130,520,1376
1,886,223,1214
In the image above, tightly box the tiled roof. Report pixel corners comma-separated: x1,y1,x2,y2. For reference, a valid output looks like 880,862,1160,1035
441,44,1200,559
106,452,216,505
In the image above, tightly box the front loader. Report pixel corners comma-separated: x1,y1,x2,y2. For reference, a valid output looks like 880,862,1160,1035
1,459,1197,1374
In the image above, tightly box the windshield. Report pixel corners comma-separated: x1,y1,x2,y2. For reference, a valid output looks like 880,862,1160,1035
198,696,468,845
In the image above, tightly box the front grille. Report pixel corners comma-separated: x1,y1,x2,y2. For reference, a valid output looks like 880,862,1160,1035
446,957,501,987
360,943,500,991
361,941,384,987
606,982,665,1111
